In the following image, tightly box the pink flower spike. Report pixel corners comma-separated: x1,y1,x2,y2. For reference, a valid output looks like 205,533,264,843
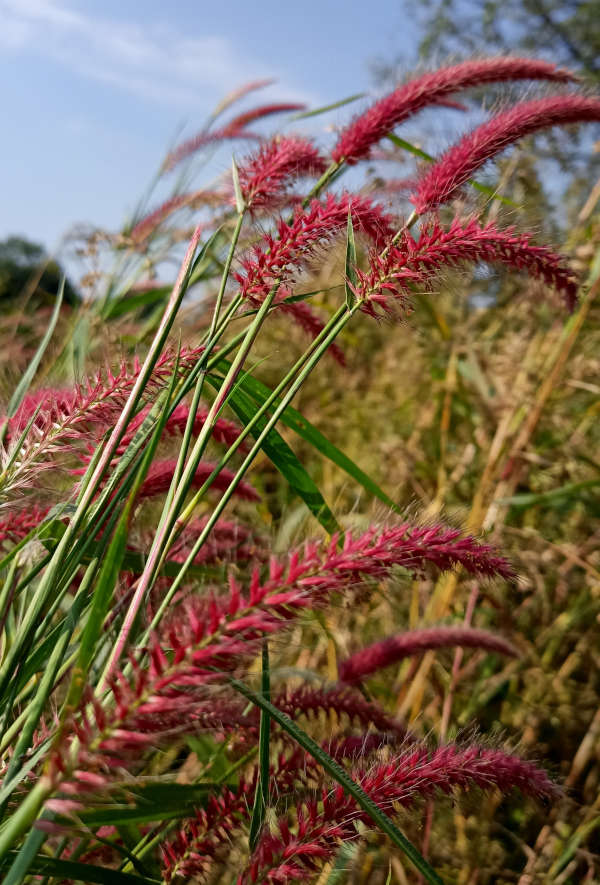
238,136,328,209
332,57,576,165
224,102,306,133
163,128,261,173
355,218,579,314
237,193,396,303
129,190,223,244
339,625,518,684
45,798,85,815
412,94,600,213
211,78,276,119
243,743,558,883
0,505,50,545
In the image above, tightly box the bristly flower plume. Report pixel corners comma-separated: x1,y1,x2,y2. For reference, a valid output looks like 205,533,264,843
351,218,580,315
412,94,600,213
332,58,575,165
236,193,396,303
241,744,558,884
339,625,518,684
163,103,306,172
238,135,328,209
3,56,594,884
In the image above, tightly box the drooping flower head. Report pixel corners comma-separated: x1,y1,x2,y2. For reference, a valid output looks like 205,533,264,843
412,94,600,213
350,218,579,316
332,58,575,165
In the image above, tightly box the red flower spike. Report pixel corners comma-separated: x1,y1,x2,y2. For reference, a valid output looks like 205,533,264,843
339,625,518,684
129,189,224,243
2,347,206,501
236,193,396,304
333,57,576,165
244,744,558,883
354,218,579,314
412,94,600,213
239,135,328,209
163,104,305,173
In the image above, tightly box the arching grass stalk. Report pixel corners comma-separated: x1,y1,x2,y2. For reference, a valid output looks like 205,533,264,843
144,208,247,537
141,301,358,636
99,277,282,686
0,230,206,706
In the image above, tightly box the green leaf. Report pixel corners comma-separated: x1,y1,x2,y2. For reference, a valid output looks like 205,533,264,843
345,208,358,310
499,478,600,510
231,156,246,213
386,134,517,208
230,676,445,885
289,93,366,120
215,360,401,513
1,852,158,885
5,278,64,419
249,641,271,849
103,286,170,320
209,378,339,534
79,783,223,826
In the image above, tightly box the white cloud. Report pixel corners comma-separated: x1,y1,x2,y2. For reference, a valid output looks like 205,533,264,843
0,0,313,109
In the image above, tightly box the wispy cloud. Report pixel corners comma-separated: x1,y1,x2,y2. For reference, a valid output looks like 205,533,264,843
0,0,313,108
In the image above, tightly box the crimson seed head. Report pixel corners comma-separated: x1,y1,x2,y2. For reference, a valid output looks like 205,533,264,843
413,94,600,213
339,625,518,684
238,135,327,209
332,58,575,165
236,193,396,303
223,102,306,133
162,127,260,173
129,189,223,244
163,103,305,173
353,218,579,314
243,744,558,883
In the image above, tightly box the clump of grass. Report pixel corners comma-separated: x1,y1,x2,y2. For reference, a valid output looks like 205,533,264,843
0,55,599,885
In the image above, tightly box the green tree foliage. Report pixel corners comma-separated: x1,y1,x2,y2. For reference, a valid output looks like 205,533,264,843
0,236,79,308
418,0,599,81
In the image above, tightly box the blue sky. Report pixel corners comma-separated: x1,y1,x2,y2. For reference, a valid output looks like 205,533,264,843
1,0,419,256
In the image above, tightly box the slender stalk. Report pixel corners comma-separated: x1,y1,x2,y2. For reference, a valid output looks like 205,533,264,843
144,304,356,632
100,280,281,685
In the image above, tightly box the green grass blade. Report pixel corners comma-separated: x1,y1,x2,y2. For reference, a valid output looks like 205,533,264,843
215,360,401,513
1,851,158,885
290,93,365,120
211,380,339,534
4,278,64,420
499,478,600,510
386,133,517,207
345,208,358,310
249,641,271,849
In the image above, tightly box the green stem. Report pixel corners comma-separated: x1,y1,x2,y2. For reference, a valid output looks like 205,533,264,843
144,304,355,633
101,280,281,684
